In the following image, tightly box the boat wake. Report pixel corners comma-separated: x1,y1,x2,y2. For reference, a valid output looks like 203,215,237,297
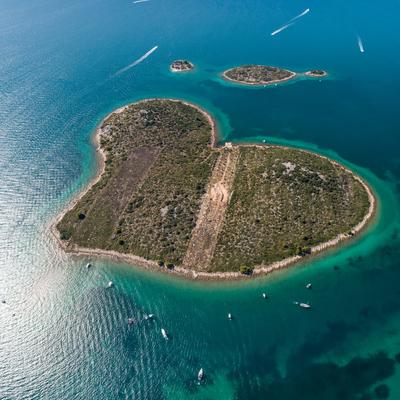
271,22,295,36
289,8,310,23
114,46,159,76
357,35,365,53
271,8,310,37
133,0,150,3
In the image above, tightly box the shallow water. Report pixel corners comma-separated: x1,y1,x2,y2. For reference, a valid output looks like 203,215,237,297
1,0,400,399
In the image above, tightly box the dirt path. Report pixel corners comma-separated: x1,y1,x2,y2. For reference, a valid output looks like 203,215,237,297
182,146,240,271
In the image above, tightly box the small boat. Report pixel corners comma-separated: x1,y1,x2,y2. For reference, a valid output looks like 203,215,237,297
86,263,91,269
144,313,155,321
198,368,204,381
161,328,168,340
228,313,232,320
293,301,311,309
107,281,113,288
262,293,268,299
262,139,266,143
127,318,135,325
306,283,312,290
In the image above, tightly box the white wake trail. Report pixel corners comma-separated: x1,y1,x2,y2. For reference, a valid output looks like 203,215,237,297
114,46,158,76
133,0,150,3
271,8,310,37
357,36,365,53
271,22,295,36
288,8,310,23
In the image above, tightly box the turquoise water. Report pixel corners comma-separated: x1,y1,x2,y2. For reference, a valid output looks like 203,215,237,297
1,0,400,399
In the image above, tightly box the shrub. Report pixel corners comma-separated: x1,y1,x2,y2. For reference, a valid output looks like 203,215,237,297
60,230,72,240
78,213,86,220
240,265,254,275
297,246,311,256
158,259,165,267
166,262,175,270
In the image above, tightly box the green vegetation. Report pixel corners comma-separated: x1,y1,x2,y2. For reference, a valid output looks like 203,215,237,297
239,265,254,275
223,65,295,85
209,146,370,272
170,60,194,72
57,99,372,275
57,99,218,265
59,229,72,241
306,70,328,77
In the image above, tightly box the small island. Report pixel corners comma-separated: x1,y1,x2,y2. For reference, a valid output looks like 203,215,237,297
222,65,296,85
55,99,374,279
170,60,194,72
305,70,328,78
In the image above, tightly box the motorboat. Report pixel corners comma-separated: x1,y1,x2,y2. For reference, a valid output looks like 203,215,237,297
161,328,168,340
198,368,204,381
293,301,311,309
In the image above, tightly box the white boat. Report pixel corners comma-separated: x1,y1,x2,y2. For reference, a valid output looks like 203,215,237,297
107,281,113,288
144,313,155,320
127,318,135,325
161,328,168,340
262,293,268,299
198,368,204,381
306,283,312,289
228,313,232,320
293,301,311,309
86,263,91,269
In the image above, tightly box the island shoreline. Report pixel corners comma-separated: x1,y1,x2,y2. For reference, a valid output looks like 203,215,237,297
222,67,297,86
50,99,377,281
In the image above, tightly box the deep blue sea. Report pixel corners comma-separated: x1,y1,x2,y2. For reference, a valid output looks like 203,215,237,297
1,0,400,399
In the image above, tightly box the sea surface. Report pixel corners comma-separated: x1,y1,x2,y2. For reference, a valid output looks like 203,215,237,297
1,0,400,399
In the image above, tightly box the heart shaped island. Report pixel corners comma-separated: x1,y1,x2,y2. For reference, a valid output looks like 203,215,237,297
55,99,374,279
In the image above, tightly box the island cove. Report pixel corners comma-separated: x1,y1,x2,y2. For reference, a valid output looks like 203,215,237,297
54,99,375,280
222,65,328,86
